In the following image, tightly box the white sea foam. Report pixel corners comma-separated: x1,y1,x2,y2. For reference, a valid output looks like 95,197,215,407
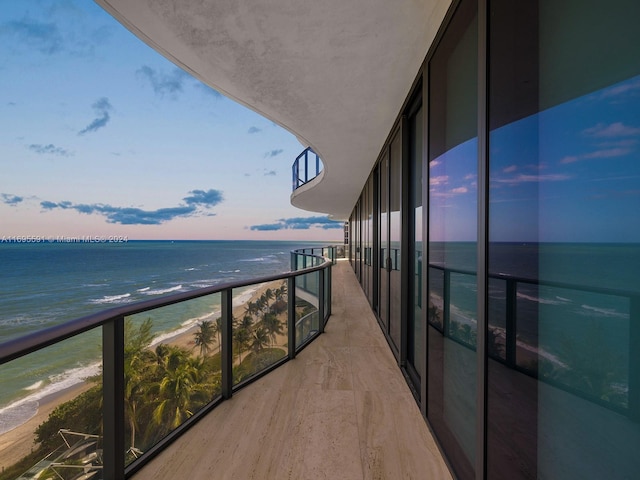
142,285,183,295
240,257,266,262
580,304,628,319
516,292,565,305
24,380,44,391
89,293,131,304
0,362,101,435
137,286,150,292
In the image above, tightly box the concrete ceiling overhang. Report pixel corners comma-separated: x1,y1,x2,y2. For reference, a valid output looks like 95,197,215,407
96,0,451,220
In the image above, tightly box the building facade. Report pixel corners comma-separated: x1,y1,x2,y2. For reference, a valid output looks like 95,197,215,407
97,0,640,478
347,0,640,478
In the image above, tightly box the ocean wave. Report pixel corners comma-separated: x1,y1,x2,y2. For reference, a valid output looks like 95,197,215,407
89,293,131,304
240,257,267,262
137,286,150,292
24,380,44,391
185,267,199,271
516,292,565,305
142,285,183,295
580,304,628,319
0,362,100,435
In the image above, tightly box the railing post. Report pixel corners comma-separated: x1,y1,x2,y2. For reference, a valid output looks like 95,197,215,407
443,269,451,336
221,288,233,399
288,276,296,359
630,295,640,422
318,268,325,333
326,263,332,318
103,316,125,480
505,278,517,367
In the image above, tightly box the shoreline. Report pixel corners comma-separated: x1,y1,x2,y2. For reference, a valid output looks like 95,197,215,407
0,279,285,470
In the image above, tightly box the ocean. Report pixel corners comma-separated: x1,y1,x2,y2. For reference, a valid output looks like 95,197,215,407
428,242,640,409
0,240,328,434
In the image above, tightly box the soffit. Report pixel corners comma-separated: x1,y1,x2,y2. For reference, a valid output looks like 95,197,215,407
97,0,452,220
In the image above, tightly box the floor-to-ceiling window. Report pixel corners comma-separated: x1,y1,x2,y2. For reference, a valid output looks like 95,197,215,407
427,0,478,478
407,97,424,391
486,0,640,478
378,155,389,330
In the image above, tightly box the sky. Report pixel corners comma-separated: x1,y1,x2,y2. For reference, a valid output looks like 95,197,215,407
429,72,640,243
0,0,344,241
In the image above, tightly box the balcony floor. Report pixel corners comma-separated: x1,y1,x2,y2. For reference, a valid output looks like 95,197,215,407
132,259,452,480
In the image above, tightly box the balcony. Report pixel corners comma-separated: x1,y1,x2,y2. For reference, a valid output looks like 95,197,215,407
0,250,449,479
291,147,322,192
130,258,450,479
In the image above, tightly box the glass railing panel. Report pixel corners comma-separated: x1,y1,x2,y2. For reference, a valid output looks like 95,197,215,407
232,281,288,386
324,269,330,321
428,266,445,332
295,271,320,350
487,277,508,362
0,327,103,479
123,292,222,466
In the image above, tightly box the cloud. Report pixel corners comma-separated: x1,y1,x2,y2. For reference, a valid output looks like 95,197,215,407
78,97,112,135
264,170,277,176
264,149,284,158
2,19,62,55
137,65,190,97
1,194,24,206
429,175,449,186
493,174,571,185
451,187,468,194
39,188,223,225
248,126,261,134
502,165,517,173
28,143,72,157
583,147,634,159
182,189,224,206
559,155,580,164
583,122,640,138
601,78,640,99
250,216,343,231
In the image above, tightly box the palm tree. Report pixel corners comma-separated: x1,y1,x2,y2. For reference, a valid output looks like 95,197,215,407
193,320,215,357
274,283,285,302
212,317,222,351
264,288,274,305
262,312,284,346
244,301,259,321
233,327,251,363
151,345,208,432
239,315,253,331
123,318,155,451
250,327,270,353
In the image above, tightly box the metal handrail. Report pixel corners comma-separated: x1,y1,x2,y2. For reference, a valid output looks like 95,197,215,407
0,247,334,479
426,260,640,419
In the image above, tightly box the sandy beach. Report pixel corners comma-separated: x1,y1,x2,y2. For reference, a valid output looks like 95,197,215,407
0,279,286,471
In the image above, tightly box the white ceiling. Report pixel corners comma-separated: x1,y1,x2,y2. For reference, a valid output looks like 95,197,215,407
96,0,451,220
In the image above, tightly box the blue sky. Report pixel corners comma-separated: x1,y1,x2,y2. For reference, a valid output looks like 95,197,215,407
0,0,343,241
430,73,640,243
